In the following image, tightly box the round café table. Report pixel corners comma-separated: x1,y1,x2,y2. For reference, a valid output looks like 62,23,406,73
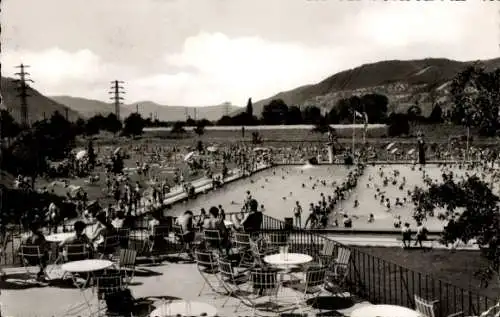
264,253,313,267
150,300,218,317
60,259,114,315
46,232,75,243
351,304,421,317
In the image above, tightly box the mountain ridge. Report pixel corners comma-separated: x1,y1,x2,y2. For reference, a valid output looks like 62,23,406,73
233,57,500,118
49,96,242,122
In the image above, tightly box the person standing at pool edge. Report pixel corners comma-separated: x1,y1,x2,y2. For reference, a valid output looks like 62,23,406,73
293,201,302,228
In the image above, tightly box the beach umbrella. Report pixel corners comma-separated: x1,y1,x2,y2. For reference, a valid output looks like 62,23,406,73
408,149,415,155
114,147,122,155
184,151,196,161
386,142,395,150
207,146,218,153
76,150,88,160
390,148,398,154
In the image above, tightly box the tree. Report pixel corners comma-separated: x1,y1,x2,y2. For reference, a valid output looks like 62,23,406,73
261,99,288,125
170,121,186,134
286,106,303,125
185,116,196,126
327,107,339,124
85,114,105,136
193,121,205,137
406,104,423,121
411,175,500,285
74,118,86,136
387,113,410,137
246,98,253,116
360,93,388,123
302,106,322,124
0,109,21,140
450,63,500,136
104,113,122,134
336,96,362,122
216,115,233,126
122,113,145,137
428,104,443,123
87,139,96,167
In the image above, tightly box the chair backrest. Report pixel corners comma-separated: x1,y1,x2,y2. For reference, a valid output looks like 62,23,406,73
267,232,288,246
96,273,123,299
204,230,222,242
234,233,251,248
414,295,438,317
305,266,327,289
19,245,42,264
321,240,336,257
195,250,218,271
335,247,351,265
218,258,235,281
119,248,137,267
172,224,183,236
64,244,89,262
153,225,170,237
250,269,279,297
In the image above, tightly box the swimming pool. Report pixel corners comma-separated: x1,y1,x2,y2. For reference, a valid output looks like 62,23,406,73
165,163,498,232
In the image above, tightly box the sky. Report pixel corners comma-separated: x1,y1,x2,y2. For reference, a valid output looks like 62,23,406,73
2,0,500,107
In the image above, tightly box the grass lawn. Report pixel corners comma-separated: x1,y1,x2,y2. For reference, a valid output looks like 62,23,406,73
354,246,500,315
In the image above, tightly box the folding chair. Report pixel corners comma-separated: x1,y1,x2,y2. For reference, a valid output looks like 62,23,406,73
116,228,130,249
333,247,351,268
218,258,250,308
95,273,133,317
114,248,137,285
414,295,464,317
173,225,193,257
194,250,224,297
233,233,254,268
324,259,350,297
148,225,170,263
290,266,327,314
266,232,289,250
97,235,120,260
316,240,337,267
249,239,275,268
204,229,223,254
243,269,281,316
18,245,49,282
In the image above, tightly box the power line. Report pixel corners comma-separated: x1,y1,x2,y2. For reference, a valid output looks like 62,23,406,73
14,63,34,127
109,80,125,120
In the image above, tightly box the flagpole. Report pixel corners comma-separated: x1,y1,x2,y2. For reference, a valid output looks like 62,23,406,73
352,111,355,155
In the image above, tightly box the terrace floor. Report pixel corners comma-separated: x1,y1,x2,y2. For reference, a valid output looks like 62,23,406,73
1,256,371,317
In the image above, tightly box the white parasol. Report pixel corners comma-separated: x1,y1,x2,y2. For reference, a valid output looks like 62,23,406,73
386,142,395,150
253,147,268,152
390,148,398,154
76,150,88,160
407,149,415,155
207,146,218,153
114,147,122,155
184,151,196,161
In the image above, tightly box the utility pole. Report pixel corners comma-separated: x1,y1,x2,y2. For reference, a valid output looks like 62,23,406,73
194,108,197,121
136,104,139,113
184,107,189,121
64,108,69,121
109,80,125,121
14,64,33,127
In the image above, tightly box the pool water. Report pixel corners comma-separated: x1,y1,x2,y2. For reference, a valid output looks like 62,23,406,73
165,164,498,232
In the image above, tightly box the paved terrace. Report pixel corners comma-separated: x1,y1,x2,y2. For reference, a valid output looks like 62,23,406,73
2,255,371,317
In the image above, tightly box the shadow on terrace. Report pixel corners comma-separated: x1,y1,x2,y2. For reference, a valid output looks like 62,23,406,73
1,214,497,317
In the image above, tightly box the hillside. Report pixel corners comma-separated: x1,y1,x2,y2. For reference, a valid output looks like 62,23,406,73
1,77,80,123
234,57,500,117
50,96,241,121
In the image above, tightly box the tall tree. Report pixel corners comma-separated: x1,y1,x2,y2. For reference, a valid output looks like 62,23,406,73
428,104,443,123
450,63,500,136
246,98,253,116
285,106,303,125
302,106,322,125
122,113,145,137
261,99,288,125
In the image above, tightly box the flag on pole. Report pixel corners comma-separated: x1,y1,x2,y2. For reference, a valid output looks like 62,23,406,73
354,111,364,119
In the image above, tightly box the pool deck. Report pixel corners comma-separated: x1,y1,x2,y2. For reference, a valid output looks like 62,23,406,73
1,260,371,317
